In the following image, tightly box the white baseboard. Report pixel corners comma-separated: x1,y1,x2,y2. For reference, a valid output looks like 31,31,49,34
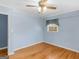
0,47,7,50
44,41,79,53
15,41,44,51
8,41,44,55
8,52,15,55
8,41,79,55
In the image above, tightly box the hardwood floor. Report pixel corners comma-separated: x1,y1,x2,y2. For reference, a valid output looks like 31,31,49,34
9,42,79,59
0,48,8,56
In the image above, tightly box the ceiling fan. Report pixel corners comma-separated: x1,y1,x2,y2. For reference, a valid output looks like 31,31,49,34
26,0,56,14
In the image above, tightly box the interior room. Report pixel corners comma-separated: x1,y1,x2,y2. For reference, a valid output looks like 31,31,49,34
0,0,79,59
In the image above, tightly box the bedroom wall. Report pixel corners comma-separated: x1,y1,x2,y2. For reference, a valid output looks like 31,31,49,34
45,11,79,51
12,10,44,51
0,5,44,55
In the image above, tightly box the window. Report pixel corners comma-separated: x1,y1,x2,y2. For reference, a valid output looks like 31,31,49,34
47,24,59,32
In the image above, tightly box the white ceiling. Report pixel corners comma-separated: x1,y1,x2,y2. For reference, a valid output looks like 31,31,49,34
0,0,79,16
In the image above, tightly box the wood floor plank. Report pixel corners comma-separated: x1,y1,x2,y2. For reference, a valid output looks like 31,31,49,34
9,42,79,59
0,49,8,56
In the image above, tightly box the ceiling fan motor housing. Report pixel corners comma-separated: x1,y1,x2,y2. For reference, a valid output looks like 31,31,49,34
39,0,47,7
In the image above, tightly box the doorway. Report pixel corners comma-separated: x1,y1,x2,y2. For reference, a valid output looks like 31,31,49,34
0,14,8,56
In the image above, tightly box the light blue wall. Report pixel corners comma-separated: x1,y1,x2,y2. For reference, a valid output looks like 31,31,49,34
0,5,44,54
45,11,79,51
12,10,43,50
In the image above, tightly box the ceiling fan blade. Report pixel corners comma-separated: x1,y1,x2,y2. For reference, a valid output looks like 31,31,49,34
47,6,56,9
26,5,37,7
46,3,57,9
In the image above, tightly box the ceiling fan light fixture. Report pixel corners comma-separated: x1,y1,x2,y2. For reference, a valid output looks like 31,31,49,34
38,6,47,14
26,0,56,14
